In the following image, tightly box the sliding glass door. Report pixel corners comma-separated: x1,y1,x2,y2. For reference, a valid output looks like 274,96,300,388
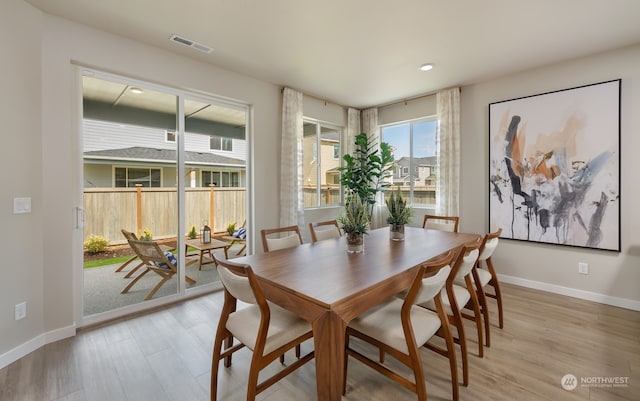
80,70,248,321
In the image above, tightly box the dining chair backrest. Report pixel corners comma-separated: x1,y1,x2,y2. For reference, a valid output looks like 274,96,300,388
216,258,260,305
411,248,459,306
309,220,341,242
261,225,303,252
423,214,460,232
478,228,501,261
454,247,479,281
448,241,480,285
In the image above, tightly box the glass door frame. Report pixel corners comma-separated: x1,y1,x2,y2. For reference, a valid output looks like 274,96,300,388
75,67,251,327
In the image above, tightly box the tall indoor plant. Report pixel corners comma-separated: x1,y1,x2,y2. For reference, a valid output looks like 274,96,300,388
339,133,394,221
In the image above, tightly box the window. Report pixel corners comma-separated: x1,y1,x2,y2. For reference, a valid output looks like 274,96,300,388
165,131,176,142
303,119,342,208
114,167,161,187
210,136,232,151
202,170,240,187
381,118,437,205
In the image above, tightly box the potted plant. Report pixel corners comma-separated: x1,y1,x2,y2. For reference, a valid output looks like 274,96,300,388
226,222,237,236
188,225,198,239
139,228,153,241
338,193,369,253
338,133,394,222
386,188,413,241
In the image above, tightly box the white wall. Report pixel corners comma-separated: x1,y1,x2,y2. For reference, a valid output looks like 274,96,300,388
460,44,640,308
0,0,45,367
1,2,285,366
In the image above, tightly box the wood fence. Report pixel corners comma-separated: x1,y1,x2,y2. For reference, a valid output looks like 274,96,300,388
84,186,246,244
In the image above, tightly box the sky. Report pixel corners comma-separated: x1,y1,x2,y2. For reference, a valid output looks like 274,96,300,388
381,120,437,158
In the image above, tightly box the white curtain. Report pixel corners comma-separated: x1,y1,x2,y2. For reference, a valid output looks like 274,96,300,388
362,108,388,228
280,88,304,229
346,108,361,156
436,87,461,217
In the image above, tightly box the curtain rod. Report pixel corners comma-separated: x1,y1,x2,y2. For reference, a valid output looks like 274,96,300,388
376,86,461,109
282,86,460,110
281,87,348,109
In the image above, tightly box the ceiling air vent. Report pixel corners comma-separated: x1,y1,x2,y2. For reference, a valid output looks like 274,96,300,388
169,34,213,54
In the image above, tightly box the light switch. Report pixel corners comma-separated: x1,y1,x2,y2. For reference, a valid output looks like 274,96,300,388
13,197,32,214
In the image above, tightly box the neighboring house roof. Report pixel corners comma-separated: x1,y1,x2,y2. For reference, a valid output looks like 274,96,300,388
394,156,437,166
84,146,245,167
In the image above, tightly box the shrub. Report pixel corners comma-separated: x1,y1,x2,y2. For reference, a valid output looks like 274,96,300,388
84,235,109,254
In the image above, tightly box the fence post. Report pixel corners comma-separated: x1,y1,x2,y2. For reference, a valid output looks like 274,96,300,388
326,186,331,204
209,184,215,232
136,184,142,236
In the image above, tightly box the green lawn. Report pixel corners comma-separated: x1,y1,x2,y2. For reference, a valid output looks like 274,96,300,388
84,255,131,269
83,248,197,269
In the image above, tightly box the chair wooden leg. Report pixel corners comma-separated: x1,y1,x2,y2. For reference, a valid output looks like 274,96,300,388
144,274,172,300
123,262,144,278
487,258,505,329
121,267,150,294
473,265,491,347
211,334,226,401
479,286,491,347
115,255,138,272
469,290,484,358
451,311,469,386
343,332,350,395
441,323,459,401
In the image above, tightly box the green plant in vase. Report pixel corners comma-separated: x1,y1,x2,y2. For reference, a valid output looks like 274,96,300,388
338,133,394,222
386,188,413,240
338,193,369,253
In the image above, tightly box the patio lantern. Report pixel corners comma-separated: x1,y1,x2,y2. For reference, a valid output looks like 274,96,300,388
201,224,211,244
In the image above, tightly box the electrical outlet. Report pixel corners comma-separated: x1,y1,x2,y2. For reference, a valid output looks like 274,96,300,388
15,302,27,320
578,262,589,275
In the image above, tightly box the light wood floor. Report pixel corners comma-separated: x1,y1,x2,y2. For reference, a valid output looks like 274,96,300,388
1,283,638,401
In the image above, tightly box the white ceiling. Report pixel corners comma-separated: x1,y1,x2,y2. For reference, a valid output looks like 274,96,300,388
25,0,640,108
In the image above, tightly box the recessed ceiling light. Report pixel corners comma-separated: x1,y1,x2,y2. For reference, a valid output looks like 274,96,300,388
130,87,144,94
419,63,434,71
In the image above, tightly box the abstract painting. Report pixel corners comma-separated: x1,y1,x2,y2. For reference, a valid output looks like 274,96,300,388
489,80,620,251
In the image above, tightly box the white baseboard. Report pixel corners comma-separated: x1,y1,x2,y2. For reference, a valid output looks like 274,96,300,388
0,324,76,370
498,274,640,311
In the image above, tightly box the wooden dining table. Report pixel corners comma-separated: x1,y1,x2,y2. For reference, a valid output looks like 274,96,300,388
234,226,480,401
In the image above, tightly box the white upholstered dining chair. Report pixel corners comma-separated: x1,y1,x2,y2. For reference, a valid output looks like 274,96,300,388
418,240,482,387
344,248,461,401
210,257,315,401
422,214,460,232
260,225,303,252
472,228,504,347
308,219,342,242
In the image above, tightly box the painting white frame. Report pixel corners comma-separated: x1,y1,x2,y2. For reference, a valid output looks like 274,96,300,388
488,80,621,251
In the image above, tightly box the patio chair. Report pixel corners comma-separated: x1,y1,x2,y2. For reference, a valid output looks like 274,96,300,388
121,239,196,300
116,229,174,278
221,220,247,256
